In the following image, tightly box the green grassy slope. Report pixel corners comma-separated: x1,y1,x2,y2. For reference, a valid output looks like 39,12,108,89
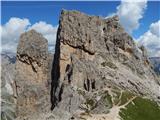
119,97,160,120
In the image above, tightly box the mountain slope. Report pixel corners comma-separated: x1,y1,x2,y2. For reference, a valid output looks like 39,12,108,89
9,10,160,120
50,10,160,119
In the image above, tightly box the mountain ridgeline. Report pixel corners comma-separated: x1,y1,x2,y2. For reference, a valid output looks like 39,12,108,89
51,10,160,112
2,10,160,120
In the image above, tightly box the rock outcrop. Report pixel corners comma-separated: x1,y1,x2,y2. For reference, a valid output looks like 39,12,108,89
15,30,50,117
51,10,160,115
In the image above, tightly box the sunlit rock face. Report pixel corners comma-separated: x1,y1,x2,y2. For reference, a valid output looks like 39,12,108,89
15,30,50,116
51,10,160,114
12,10,160,120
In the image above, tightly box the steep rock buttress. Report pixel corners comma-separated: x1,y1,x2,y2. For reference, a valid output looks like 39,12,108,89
51,10,160,114
15,30,50,116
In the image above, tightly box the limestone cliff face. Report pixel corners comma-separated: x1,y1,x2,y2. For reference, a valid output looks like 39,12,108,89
15,30,50,116
51,10,160,113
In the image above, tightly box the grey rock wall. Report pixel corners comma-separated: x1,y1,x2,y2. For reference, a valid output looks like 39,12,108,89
15,30,50,117
51,10,160,114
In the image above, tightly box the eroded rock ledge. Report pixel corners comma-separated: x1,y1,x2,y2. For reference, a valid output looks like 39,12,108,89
51,10,160,114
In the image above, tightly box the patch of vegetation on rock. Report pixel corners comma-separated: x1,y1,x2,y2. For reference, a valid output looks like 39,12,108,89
101,61,117,69
77,88,86,96
79,97,97,113
103,91,113,108
85,98,96,108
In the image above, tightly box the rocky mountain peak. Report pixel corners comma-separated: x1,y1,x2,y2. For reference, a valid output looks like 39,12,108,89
10,10,160,120
17,29,48,67
51,10,160,114
15,30,50,117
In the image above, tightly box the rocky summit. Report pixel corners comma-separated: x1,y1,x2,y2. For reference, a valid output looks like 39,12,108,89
51,10,160,119
15,30,50,117
3,10,159,120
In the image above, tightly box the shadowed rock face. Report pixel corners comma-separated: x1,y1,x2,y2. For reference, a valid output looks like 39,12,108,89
15,30,50,116
51,10,160,113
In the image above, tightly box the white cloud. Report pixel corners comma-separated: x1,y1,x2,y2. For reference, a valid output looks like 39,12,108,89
1,17,58,53
1,18,30,52
116,0,147,34
138,20,160,57
150,20,160,37
105,0,160,57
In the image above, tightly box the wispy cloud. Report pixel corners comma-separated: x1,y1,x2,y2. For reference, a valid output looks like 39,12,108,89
106,0,147,34
105,0,160,57
138,20,160,57
117,0,147,34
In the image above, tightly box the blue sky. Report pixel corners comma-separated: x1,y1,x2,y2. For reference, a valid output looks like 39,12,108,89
1,1,120,25
2,1,159,38
1,1,160,57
